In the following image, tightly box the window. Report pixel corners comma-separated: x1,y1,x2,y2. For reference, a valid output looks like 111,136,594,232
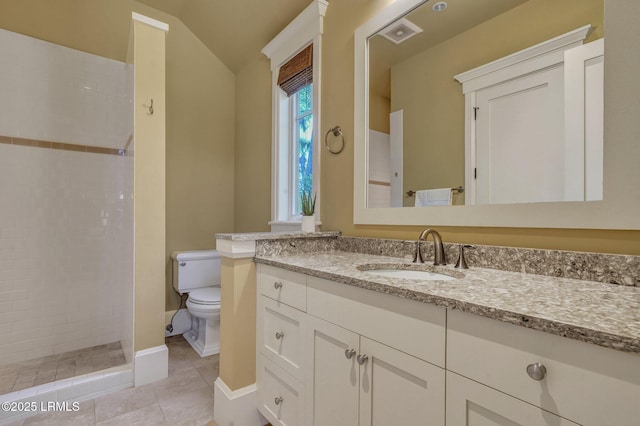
291,84,313,217
262,0,327,231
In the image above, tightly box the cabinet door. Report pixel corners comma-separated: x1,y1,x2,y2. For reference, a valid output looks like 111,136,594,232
306,316,360,426
475,65,565,205
359,337,445,426
446,372,580,426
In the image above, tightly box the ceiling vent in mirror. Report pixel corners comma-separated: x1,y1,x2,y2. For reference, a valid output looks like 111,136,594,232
432,1,448,12
378,18,423,44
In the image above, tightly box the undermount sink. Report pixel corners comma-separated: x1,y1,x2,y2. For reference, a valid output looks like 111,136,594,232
365,269,456,281
357,264,462,281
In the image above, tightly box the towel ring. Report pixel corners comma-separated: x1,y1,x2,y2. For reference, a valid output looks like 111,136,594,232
325,126,345,154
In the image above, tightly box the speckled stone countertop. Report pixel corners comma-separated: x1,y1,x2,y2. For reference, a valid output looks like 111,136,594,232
254,250,640,354
216,231,340,241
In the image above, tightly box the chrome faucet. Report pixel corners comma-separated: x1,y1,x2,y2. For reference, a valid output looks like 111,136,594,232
413,229,446,265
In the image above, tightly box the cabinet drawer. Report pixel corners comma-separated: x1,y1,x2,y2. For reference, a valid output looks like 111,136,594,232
258,264,307,311
257,355,305,426
447,309,640,426
259,295,306,381
446,371,578,426
307,276,446,367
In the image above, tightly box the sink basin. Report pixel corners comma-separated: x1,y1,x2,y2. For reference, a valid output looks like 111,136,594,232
357,264,462,281
364,269,456,281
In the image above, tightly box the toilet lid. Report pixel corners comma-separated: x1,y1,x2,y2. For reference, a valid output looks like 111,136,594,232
189,287,221,305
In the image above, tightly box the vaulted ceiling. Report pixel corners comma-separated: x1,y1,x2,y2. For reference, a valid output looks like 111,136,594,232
138,0,310,72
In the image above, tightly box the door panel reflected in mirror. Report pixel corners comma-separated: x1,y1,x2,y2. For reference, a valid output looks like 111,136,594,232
366,0,604,208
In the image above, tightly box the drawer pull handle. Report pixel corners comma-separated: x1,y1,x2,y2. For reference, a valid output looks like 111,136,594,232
275,331,285,340
274,396,283,405
274,281,283,289
345,349,356,359
526,363,547,381
356,354,368,365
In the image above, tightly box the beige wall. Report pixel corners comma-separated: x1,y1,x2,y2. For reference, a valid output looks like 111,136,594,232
234,55,273,233
132,4,237,312
0,0,132,61
391,0,602,206
219,257,256,390
369,92,391,134
133,18,166,352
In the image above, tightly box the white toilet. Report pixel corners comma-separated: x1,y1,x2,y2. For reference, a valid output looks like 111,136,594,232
171,249,222,357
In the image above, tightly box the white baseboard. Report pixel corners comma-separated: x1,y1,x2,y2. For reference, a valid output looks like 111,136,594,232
213,378,267,426
134,344,168,387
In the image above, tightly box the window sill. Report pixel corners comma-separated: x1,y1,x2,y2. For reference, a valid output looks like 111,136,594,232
269,220,322,233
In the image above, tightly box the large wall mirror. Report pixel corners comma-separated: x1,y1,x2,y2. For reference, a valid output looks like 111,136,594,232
354,0,640,229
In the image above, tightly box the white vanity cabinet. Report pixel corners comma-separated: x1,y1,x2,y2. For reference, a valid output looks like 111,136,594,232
305,276,446,426
447,309,640,426
257,265,447,426
256,265,308,426
257,264,640,426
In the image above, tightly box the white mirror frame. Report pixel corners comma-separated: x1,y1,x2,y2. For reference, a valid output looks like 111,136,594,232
354,0,640,229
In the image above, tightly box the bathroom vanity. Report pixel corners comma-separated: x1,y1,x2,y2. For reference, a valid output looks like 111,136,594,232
254,244,640,426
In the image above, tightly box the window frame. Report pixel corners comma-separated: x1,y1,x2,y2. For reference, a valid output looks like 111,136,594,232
262,1,327,232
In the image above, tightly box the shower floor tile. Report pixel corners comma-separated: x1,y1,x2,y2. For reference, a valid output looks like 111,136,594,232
7,336,220,426
0,341,127,395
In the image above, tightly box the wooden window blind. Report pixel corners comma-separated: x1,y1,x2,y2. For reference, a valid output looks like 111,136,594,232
277,44,313,96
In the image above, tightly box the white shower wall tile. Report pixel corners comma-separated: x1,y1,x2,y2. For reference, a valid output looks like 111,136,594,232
0,28,133,149
0,144,134,367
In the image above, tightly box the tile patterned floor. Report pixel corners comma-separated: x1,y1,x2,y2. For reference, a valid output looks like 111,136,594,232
7,336,219,426
0,342,126,394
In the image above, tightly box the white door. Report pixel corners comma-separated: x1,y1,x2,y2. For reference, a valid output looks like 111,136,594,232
368,129,391,208
475,65,565,205
446,372,580,426
359,337,445,426
306,316,360,426
389,110,404,207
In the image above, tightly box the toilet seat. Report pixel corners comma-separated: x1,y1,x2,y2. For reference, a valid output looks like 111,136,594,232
188,287,221,305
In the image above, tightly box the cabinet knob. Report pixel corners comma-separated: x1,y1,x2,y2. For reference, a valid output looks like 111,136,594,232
275,331,285,340
274,281,283,289
356,354,368,365
345,349,356,359
526,362,547,381
179,262,186,267
274,396,283,405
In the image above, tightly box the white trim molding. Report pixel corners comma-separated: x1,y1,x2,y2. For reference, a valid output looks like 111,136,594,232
213,378,267,426
131,12,169,32
216,239,257,259
261,1,328,70
134,344,168,387
454,25,592,93
262,0,328,230
353,0,640,230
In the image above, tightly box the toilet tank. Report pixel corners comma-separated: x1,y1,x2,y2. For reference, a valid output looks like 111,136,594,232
171,250,221,293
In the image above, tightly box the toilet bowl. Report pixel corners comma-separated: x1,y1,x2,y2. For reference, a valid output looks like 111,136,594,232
171,250,222,357
183,287,221,356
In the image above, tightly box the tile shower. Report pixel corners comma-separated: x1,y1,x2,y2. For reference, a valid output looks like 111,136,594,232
0,27,134,415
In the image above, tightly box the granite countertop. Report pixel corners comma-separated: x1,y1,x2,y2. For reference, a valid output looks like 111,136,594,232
254,251,640,354
216,231,340,241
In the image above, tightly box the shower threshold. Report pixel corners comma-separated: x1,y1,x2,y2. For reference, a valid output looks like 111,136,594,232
0,341,126,395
